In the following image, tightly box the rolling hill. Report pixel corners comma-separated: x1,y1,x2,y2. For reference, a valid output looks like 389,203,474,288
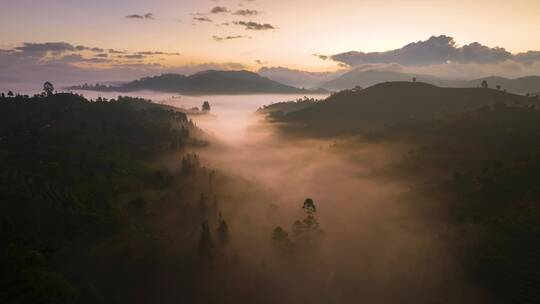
321,68,540,94
68,70,325,95
278,82,536,135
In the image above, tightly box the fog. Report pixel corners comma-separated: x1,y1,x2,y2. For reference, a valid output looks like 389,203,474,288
159,93,482,303
73,91,485,303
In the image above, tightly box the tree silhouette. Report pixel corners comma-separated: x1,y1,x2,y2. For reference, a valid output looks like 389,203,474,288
302,198,316,214
481,80,488,89
412,77,417,82
43,81,54,97
198,221,214,260
202,101,211,112
216,215,230,248
496,85,501,90
1,92,4,98
7,91,13,97
272,226,292,255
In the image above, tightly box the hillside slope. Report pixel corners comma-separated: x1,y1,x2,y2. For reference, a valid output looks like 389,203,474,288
280,82,535,135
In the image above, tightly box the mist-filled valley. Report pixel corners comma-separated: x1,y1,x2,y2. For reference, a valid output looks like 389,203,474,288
3,2,540,300
3,78,540,304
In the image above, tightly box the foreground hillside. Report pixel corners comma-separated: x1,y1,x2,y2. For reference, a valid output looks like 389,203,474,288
68,70,325,95
0,93,282,303
275,82,536,136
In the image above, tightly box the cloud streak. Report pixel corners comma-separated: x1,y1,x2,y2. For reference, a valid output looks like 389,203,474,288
233,9,259,16
126,13,155,20
193,17,213,23
234,21,275,31
212,35,250,42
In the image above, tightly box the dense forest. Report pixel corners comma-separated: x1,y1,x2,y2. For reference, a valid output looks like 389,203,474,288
265,82,540,303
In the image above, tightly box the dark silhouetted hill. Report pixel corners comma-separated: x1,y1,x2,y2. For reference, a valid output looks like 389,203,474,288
68,70,326,95
279,82,534,136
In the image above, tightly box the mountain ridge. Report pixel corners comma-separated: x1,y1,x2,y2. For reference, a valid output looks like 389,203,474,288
67,70,327,95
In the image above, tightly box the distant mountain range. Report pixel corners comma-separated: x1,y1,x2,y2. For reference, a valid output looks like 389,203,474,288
320,68,540,94
275,82,536,136
68,70,327,95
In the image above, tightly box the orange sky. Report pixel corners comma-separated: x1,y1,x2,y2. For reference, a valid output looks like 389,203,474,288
1,0,540,71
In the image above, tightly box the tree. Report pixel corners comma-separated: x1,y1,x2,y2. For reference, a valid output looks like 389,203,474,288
302,198,316,214
0,92,4,98
272,226,292,255
496,85,501,90
202,101,211,112
7,91,13,97
294,198,324,247
43,81,54,97
481,80,488,89
412,77,417,82
216,215,230,248
198,221,214,260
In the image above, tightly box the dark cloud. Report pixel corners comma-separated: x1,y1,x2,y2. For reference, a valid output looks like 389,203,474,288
15,42,74,56
96,53,108,58
193,17,213,22
329,35,537,67
211,6,229,14
233,21,275,31
312,54,329,60
108,49,126,54
514,51,540,65
233,9,259,16
212,35,249,42
125,13,154,20
255,59,268,65
137,51,181,56
122,54,146,60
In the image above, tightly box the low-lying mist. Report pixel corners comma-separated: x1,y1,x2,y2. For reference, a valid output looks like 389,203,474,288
156,94,487,303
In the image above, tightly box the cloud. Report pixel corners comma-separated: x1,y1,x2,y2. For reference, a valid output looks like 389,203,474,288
514,51,540,65
255,59,268,65
15,42,74,57
136,51,181,56
233,9,259,16
193,17,213,22
211,6,230,14
121,54,145,60
126,13,154,20
234,21,275,31
312,54,329,61
212,35,249,42
0,43,246,91
330,35,540,67
108,49,126,54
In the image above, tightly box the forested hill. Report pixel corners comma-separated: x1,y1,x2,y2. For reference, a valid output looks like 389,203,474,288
275,82,537,136
0,92,210,302
68,70,326,95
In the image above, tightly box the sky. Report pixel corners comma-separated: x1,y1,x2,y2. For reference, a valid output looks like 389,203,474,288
1,0,540,88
